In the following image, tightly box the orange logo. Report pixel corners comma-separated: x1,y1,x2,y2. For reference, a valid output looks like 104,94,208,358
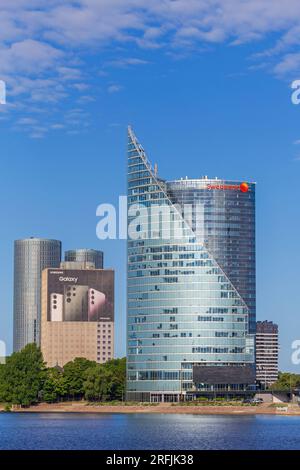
240,182,249,193
207,182,250,192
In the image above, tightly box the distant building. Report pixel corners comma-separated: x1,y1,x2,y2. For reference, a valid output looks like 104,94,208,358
64,249,103,269
60,261,95,270
13,238,62,352
256,321,279,387
41,267,114,367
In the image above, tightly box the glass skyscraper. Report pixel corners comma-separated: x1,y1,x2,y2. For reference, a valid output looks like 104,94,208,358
127,127,256,402
13,238,62,352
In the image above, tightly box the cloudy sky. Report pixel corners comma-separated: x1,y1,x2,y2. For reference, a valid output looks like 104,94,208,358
1,0,300,370
1,0,300,135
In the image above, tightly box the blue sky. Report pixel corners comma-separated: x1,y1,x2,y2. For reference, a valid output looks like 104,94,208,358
1,1,300,371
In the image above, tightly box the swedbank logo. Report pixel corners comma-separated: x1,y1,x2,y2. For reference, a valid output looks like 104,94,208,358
207,182,249,193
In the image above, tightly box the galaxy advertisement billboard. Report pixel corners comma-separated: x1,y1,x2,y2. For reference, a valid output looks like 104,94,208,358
47,269,114,322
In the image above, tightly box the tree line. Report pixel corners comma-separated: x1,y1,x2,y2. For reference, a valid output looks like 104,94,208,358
0,344,126,407
269,372,300,391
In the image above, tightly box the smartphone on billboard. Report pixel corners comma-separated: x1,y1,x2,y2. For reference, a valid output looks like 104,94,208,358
64,285,89,321
50,293,63,322
88,288,106,321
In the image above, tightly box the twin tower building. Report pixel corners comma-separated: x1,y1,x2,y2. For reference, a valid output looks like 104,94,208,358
14,127,258,401
14,243,114,366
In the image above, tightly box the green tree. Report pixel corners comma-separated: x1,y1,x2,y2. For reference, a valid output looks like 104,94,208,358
83,358,126,401
270,372,300,391
0,364,6,402
84,365,112,401
0,352,127,406
63,357,96,399
42,367,67,403
104,358,126,400
0,344,44,406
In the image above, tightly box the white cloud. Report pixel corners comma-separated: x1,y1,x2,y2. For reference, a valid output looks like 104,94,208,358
2,1,300,66
2,0,300,135
77,94,95,103
64,108,90,127
57,67,83,81
72,83,89,91
107,84,123,94
105,57,149,68
0,39,63,75
51,123,65,129
274,53,300,77
16,117,38,125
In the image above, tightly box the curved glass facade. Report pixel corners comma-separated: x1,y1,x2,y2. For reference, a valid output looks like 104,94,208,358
126,128,256,401
167,179,256,335
13,238,61,352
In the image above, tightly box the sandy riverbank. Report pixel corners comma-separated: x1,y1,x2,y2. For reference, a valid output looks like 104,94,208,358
1,402,300,416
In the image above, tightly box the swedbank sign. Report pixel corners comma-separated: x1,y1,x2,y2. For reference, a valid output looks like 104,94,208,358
207,182,249,193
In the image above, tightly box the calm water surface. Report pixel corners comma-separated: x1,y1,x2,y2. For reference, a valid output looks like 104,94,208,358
0,413,300,450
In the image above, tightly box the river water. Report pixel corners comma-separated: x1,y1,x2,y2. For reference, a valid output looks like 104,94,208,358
0,413,300,450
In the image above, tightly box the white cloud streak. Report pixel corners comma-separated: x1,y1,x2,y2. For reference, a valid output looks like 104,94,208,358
1,0,300,135
1,1,300,74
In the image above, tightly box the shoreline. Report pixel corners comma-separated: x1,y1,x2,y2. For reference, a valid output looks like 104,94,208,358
2,402,300,416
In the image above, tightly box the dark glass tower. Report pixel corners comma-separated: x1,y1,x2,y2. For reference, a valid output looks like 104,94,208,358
127,127,256,402
14,238,61,352
65,249,104,269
